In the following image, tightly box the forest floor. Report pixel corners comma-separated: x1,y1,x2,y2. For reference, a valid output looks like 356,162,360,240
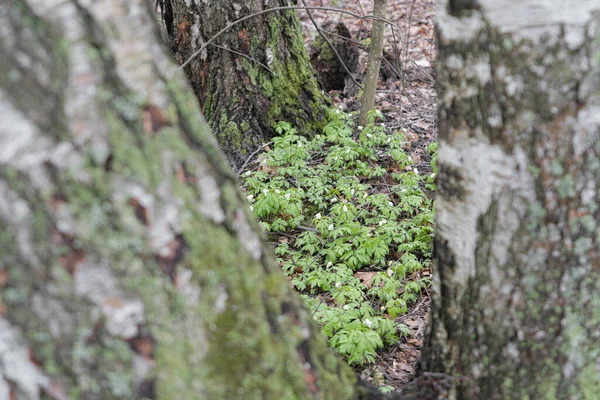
298,0,437,390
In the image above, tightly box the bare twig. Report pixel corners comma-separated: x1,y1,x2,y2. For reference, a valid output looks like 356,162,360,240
209,43,275,75
235,141,272,176
300,0,363,90
179,5,403,70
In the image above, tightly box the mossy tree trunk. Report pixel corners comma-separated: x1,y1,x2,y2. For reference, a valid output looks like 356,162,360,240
0,0,372,398
422,1,600,398
160,0,330,169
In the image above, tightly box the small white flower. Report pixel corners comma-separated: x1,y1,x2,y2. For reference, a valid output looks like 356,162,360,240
366,134,372,139
363,193,368,199
334,156,338,160
275,189,280,194
408,156,412,161
346,148,350,154
358,126,363,131
249,206,254,211
430,173,436,179
315,213,322,220
379,219,387,226
263,189,269,195
335,109,340,114
413,168,419,175
388,201,393,207
401,188,407,193
298,142,302,148
326,262,333,268
387,269,394,277
330,197,337,203
342,205,348,212
380,123,385,127
328,224,334,231
364,318,373,328
335,282,342,288
343,305,350,310
387,137,391,143
247,194,254,201
351,189,355,196
245,171,252,176
285,193,291,200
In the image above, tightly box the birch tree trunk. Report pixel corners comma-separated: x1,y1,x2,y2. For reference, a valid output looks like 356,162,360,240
423,1,600,398
160,0,330,169
0,0,367,398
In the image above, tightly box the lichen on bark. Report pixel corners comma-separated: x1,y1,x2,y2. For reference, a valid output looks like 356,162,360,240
0,1,361,399
424,1,600,398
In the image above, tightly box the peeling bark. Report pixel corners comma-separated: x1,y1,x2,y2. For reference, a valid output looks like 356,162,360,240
160,0,330,169
423,1,600,398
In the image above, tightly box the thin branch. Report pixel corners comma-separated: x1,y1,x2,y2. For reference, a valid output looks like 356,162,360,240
235,141,273,176
179,5,403,70
300,0,363,90
209,43,275,75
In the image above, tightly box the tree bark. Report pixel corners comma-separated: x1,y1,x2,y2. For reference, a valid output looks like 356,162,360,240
423,1,600,398
0,0,366,398
160,0,330,169
358,0,387,127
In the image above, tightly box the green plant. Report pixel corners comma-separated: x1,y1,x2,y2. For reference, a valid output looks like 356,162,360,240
242,108,436,367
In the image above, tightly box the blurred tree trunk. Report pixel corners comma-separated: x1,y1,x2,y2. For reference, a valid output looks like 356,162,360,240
422,1,600,398
160,0,330,169
0,1,366,398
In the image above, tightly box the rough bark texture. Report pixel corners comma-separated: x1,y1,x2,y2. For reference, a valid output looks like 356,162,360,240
161,0,330,169
423,1,600,399
358,0,387,126
0,0,370,398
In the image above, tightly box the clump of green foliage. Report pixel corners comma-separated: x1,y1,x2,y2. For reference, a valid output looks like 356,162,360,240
242,109,437,366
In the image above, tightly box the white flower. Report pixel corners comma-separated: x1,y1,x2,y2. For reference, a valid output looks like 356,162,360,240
334,156,338,160
366,134,372,139
387,269,394,277
363,193,368,199
379,219,387,226
408,156,412,161
262,189,269,195
430,173,435,179
342,205,348,212
380,123,385,127
364,319,373,328
387,137,391,143
358,126,363,131
343,305,350,310
315,213,322,220
247,194,254,201
328,224,334,231
330,197,337,203
401,188,407,193
275,189,280,194
249,206,254,211
346,148,350,154
335,109,340,114
326,262,333,268
298,142,302,148
245,171,252,176
388,202,393,207
335,282,342,288
351,189,355,196
413,168,419,175
285,193,291,200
